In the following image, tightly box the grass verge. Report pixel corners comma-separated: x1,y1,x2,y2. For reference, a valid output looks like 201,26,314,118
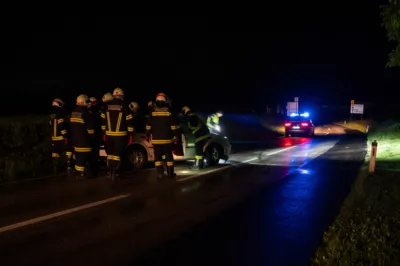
312,121,400,265
335,120,370,133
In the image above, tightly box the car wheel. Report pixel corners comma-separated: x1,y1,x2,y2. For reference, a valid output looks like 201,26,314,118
127,146,147,171
205,144,222,166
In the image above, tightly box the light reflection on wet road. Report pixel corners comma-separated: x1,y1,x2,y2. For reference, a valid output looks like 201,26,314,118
0,134,366,266
135,135,367,266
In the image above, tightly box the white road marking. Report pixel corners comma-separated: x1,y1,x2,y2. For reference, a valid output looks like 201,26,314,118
0,143,306,232
263,145,296,156
177,145,298,182
0,194,131,234
176,165,234,182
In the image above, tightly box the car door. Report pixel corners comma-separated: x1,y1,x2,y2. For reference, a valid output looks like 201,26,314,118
179,118,195,159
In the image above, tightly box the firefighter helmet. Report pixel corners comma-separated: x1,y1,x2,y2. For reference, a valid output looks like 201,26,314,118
76,94,89,106
129,102,139,111
113,87,124,97
52,98,64,108
181,106,190,115
155,93,167,102
102,93,112,103
89,97,98,105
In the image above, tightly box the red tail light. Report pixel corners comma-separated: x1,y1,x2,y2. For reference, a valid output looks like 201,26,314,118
301,122,308,126
284,122,291,127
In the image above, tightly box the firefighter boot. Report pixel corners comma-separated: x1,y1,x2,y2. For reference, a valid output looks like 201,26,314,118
198,158,205,169
115,162,121,179
167,166,176,178
156,166,164,180
110,166,117,182
66,158,73,178
76,170,86,180
189,159,200,170
106,160,112,179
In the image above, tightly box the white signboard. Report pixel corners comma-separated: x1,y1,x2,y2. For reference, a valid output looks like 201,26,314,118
350,104,364,114
286,102,298,116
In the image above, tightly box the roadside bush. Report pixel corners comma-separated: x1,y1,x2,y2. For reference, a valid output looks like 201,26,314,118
313,168,400,265
0,115,52,182
313,121,400,265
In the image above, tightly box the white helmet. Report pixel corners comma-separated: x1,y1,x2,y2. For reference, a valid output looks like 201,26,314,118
155,93,167,102
113,87,124,97
129,102,139,111
52,98,64,108
76,94,89,106
102,93,112,103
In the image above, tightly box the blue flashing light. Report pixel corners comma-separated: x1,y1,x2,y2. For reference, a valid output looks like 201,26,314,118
290,113,299,117
301,112,309,117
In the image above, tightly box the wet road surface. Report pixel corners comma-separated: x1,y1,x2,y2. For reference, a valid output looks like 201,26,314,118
0,133,366,266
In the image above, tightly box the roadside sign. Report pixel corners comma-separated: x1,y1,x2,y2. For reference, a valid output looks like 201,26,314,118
287,101,298,116
350,100,354,104
350,104,363,114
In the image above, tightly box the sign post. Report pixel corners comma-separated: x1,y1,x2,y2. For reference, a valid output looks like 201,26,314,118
350,102,364,120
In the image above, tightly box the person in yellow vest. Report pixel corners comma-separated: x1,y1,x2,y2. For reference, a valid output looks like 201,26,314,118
206,110,223,134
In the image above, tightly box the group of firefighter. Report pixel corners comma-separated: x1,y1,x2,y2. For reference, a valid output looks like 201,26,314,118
50,87,224,181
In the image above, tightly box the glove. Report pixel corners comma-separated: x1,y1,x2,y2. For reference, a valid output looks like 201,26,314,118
64,138,68,145
102,134,106,142
128,136,133,145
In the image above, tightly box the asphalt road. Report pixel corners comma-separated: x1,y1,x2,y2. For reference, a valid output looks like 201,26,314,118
0,131,366,266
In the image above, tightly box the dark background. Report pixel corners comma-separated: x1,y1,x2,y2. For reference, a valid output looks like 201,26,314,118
1,5,397,115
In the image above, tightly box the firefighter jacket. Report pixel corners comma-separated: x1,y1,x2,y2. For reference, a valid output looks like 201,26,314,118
146,106,179,144
50,110,68,141
132,111,146,133
100,98,134,137
207,113,219,129
89,107,102,143
69,105,96,148
187,111,211,143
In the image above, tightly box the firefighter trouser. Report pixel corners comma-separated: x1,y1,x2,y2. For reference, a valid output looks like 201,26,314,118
195,139,208,160
74,147,92,172
65,143,73,161
154,144,174,168
105,136,127,168
51,140,65,158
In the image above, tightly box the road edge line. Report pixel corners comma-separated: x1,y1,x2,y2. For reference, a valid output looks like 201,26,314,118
0,194,131,234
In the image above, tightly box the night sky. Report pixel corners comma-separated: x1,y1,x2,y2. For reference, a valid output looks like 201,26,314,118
2,7,396,115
